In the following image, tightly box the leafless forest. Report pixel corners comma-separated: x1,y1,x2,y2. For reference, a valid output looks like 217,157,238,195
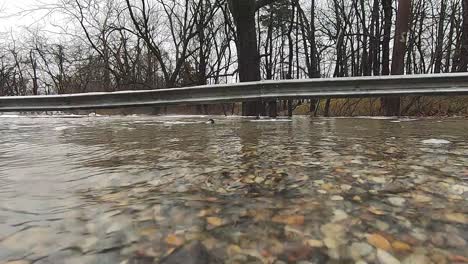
1,0,467,116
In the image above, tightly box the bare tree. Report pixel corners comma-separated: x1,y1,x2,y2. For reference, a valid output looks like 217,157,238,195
125,0,205,88
1,0,466,116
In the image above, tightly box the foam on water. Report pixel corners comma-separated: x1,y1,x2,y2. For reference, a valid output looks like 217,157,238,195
422,139,451,144
163,121,201,125
334,116,397,120
163,115,208,118
54,126,71,131
250,119,292,122
391,118,419,123
0,114,87,119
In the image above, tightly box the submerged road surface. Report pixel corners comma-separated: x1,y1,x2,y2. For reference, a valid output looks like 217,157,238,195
0,115,467,263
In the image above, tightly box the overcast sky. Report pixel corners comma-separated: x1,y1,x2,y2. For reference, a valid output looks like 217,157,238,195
0,0,57,33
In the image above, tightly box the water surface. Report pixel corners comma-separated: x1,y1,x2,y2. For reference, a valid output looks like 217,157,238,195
0,116,467,263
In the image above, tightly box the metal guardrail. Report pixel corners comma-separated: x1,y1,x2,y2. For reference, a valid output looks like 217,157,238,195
0,73,467,112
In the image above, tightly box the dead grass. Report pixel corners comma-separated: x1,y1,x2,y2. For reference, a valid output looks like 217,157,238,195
91,97,467,117
294,96,468,117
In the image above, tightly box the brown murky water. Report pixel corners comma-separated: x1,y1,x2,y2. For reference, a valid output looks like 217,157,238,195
0,115,467,264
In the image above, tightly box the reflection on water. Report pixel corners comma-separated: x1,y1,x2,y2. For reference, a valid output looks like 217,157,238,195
0,116,467,264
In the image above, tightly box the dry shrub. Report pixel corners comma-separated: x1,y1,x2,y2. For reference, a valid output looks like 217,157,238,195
293,96,468,117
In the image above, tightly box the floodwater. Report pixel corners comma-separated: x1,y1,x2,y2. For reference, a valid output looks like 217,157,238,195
0,115,467,264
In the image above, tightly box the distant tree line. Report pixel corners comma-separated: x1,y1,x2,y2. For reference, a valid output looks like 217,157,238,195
0,0,467,116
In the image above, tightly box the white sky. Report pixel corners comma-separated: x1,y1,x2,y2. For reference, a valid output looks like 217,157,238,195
0,0,58,33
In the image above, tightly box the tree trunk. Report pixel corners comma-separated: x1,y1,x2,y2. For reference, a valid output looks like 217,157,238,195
382,0,392,76
359,0,370,76
228,0,262,116
197,0,209,115
369,0,380,76
287,3,296,117
30,50,39,96
298,0,319,113
458,0,468,72
324,99,331,117
445,8,456,73
383,0,411,116
264,11,277,117
434,0,447,73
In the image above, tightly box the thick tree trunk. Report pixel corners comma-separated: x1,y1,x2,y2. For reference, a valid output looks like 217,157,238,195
309,0,319,78
309,16,320,114
358,0,370,76
383,0,411,116
298,0,319,114
228,0,262,116
324,99,331,117
434,0,447,73
264,11,277,117
287,3,296,117
382,0,392,76
445,9,456,73
458,0,468,72
197,0,209,115
326,0,345,117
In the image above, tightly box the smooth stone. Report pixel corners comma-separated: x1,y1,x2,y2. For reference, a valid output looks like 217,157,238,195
321,223,345,249
376,221,390,231
430,252,448,264
411,194,432,203
81,236,99,253
377,249,401,264
431,232,445,247
385,147,398,154
254,177,265,183
279,243,314,262
382,182,409,194
372,177,387,184
324,237,338,249
451,184,468,195
349,242,373,259
340,184,352,191
388,197,406,207
306,239,324,248
410,229,427,241
392,241,411,252
106,222,127,234
402,253,431,264
444,212,468,224
332,209,348,222
367,234,392,251
446,234,467,248
353,196,362,202
331,195,344,201
159,241,215,264
226,244,242,256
